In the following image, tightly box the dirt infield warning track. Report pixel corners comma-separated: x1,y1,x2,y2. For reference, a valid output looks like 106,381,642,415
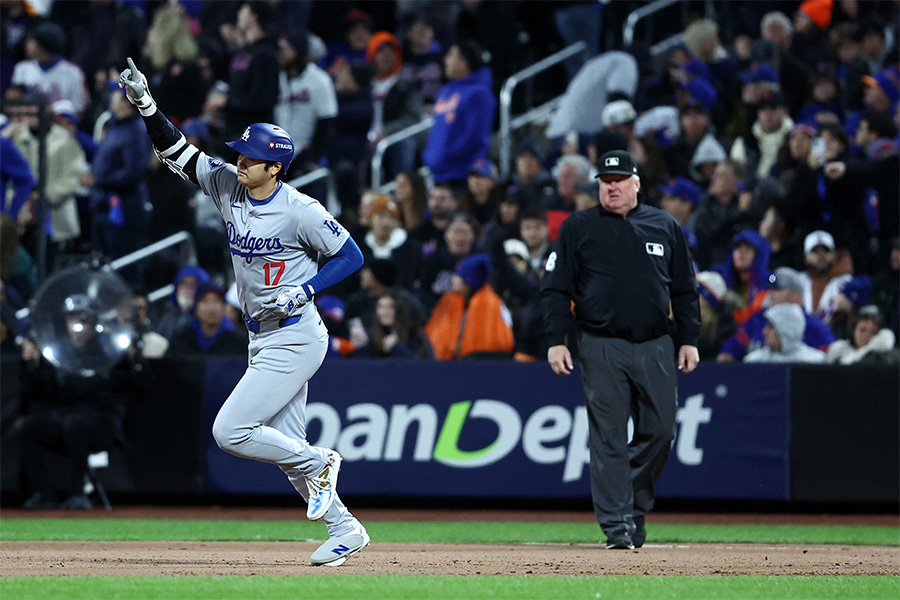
1,508,897,577
2,541,898,577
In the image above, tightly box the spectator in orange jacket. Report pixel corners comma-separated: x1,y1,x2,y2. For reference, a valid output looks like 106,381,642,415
425,253,514,360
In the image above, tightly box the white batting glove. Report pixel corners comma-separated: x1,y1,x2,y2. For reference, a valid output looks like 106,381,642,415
118,57,157,115
262,284,314,318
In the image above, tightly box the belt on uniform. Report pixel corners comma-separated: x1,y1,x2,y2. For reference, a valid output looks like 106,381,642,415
244,314,302,333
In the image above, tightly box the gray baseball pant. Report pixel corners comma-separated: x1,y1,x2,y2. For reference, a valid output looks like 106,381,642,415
212,326,357,537
578,332,677,541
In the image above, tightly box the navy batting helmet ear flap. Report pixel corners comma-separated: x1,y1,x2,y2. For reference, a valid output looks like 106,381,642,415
226,123,294,171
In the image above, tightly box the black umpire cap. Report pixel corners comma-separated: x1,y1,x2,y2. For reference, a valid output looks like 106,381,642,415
595,150,638,178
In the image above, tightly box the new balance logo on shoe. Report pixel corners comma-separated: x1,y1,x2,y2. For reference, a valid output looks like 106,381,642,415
331,544,350,556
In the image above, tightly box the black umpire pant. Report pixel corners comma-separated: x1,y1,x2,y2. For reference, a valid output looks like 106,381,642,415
579,332,677,541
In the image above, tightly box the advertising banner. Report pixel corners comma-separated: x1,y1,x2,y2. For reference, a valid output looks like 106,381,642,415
204,360,791,500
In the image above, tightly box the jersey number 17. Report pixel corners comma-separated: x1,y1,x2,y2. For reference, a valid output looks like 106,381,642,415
264,261,285,285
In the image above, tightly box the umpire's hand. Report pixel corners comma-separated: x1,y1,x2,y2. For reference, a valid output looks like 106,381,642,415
678,345,700,373
548,345,574,376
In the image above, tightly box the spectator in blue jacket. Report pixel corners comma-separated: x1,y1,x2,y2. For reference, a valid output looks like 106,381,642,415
89,84,152,283
0,135,35,219
717,266,834,362
156,265,212,341
712,229,772,324
422,40,495,196
166,283,247,356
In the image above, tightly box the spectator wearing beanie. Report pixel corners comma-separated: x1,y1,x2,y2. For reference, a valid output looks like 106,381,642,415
790,0,833,101
729,91,795,178
12,22,89,113
798,0,834,31
422,39,495,195
425,253,514,360
828,274,872,340
360,195,421,291
660,177,701,226
367,30,423,179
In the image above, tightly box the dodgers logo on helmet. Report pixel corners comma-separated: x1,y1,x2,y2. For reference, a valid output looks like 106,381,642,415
226,123,295,170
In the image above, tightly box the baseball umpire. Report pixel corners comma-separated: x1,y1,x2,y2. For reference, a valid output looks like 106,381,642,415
119,58,369,566
541,150,700,550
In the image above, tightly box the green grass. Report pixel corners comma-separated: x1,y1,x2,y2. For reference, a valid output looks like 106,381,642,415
2,519,897,599
1,575,898,600
1,518,898,547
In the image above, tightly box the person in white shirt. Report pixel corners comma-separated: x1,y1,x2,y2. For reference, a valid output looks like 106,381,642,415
799,230,852,325
274,30,337,177
11,22,89,114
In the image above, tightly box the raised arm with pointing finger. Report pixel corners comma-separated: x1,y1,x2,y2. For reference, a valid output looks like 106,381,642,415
119,57,371,567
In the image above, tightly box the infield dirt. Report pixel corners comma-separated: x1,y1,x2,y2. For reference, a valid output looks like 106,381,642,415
2,508,897,577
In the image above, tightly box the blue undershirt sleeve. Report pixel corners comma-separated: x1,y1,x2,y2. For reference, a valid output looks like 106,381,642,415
303,236,364,295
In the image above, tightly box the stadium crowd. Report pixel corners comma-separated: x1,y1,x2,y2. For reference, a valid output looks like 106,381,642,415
1,0,898,368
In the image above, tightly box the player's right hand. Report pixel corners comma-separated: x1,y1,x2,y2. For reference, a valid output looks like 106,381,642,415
118,57,156,113
547,345,573,376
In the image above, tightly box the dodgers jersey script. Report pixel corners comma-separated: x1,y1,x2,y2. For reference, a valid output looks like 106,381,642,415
194,154,350,324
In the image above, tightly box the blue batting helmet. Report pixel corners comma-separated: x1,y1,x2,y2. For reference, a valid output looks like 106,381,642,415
226,123,294,170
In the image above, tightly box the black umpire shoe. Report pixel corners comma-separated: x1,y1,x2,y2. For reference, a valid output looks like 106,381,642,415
633,515,646,548
605,537,635,550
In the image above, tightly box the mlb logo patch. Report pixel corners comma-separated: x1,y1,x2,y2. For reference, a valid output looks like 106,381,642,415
605,156,620,167
646,242,664,256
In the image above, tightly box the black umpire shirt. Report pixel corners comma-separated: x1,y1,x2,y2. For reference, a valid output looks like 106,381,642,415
541,202,700,348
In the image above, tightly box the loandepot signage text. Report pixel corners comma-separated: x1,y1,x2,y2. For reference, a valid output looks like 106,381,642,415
306,396,711,482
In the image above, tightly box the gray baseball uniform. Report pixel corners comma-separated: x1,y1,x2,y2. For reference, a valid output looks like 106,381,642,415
197,156,357,537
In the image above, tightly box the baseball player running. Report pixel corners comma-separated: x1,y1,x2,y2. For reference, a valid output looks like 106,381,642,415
119,58,368,566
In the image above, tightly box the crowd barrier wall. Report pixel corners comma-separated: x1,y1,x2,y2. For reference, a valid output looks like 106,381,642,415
1,356,896,504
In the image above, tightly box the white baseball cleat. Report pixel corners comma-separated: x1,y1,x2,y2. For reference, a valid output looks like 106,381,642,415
306,450,342,521
310,523,370,567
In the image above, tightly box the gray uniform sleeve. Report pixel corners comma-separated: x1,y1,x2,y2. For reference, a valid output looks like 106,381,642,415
296,200,350,257
195,153,240,214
